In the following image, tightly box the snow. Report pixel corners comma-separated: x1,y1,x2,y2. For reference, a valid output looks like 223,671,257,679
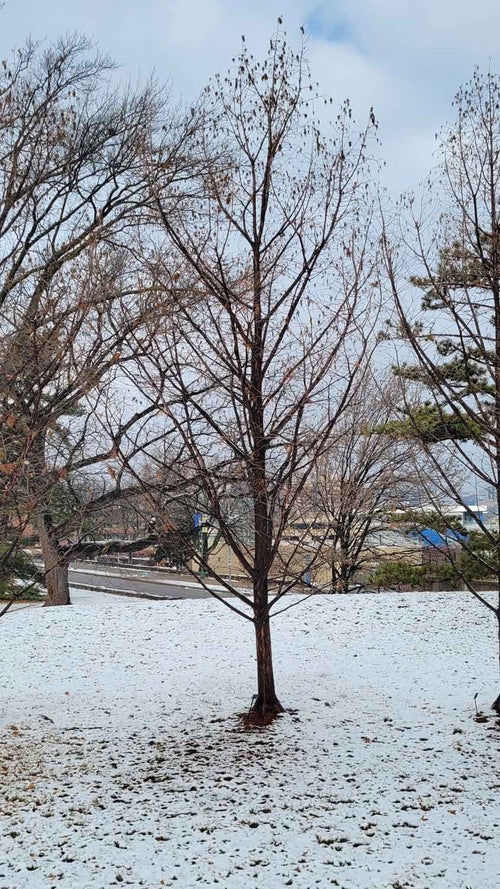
0,588,499,889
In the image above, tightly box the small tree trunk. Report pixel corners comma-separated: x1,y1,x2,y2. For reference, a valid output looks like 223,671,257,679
338,543,350,593
331,564,349,593
37,517,71,607
252,613,284,715
339,566,349,594
493,610,500,714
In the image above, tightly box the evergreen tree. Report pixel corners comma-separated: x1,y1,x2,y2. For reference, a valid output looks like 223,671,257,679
383,69,500,713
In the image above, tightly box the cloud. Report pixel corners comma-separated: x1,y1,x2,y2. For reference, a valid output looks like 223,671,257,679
2,0,500,194
310,0,500,62
304,0,500,189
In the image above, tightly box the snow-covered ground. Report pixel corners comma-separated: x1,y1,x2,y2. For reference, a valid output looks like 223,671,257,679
0,589,499,889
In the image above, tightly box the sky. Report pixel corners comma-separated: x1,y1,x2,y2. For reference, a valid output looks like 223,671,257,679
1,0,500,193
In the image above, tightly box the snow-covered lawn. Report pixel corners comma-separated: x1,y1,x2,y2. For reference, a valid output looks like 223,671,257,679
0,589,499,889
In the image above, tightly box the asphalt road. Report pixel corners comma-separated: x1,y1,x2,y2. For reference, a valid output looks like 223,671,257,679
68,565,244,600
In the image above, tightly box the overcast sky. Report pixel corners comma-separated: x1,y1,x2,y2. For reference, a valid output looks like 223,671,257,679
2,0,500,193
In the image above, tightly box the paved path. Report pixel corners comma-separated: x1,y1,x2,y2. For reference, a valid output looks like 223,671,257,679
68,565,250,600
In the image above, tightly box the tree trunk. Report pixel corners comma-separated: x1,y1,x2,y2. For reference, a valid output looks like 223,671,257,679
331,562,349,593
37,517,71,606
331,560,336,594
338,542,350,593
338,566,350,594
493,610,500,714
252,613,284,715
44,559,70,607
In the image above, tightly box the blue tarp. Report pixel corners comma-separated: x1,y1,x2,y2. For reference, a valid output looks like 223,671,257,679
410,528,466,547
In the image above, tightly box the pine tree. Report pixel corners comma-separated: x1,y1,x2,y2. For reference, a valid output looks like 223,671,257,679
383,69,500,713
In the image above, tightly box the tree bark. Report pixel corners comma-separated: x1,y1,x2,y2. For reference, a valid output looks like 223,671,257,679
493,610,500,714
338,564,350,594
331,559,337,594
44,559,70,607
252,612,284,715
331,559,349,593
37,516,71,606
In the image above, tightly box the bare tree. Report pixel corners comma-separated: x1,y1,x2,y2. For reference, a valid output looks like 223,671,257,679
137,30,380,716
0,36,193,606
29,382,176,606
0,238,165,606
298,371,419,593
383,69,500,713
